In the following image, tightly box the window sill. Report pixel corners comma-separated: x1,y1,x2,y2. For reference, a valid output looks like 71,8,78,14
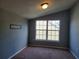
35,39,60,42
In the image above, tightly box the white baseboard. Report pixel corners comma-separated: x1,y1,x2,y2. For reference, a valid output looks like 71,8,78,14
8,47,26,59
70,50,79,59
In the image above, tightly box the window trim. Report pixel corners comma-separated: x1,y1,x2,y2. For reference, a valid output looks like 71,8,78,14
35,20,60,42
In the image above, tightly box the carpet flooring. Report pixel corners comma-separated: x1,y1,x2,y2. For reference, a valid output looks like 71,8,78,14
12,47,75,59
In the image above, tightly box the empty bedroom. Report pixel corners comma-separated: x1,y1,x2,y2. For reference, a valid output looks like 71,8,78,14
0,0,79,59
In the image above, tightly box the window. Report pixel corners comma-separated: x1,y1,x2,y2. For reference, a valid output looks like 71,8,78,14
36,20,60,41
36,21,47,40
48,20,60,41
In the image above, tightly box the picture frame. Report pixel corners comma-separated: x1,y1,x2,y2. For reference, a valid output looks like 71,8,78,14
10,24,22,29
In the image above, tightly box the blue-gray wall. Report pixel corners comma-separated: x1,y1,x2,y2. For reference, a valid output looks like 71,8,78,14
0,9,28,59
70,2,79,59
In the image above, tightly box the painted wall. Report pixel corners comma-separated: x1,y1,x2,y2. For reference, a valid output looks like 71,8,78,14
28,10,70,48
0,9,28,59
70,2,79,59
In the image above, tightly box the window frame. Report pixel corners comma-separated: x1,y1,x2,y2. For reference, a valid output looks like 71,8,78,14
35,20,60,42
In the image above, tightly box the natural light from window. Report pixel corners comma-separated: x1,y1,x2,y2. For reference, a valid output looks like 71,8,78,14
36,20,60,41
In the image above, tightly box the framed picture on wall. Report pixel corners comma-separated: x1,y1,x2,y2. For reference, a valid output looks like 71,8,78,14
10,24,22,29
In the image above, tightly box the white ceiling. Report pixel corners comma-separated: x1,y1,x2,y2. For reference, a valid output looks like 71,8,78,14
0,0,77,19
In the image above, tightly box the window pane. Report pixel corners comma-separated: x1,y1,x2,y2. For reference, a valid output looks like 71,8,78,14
43,31,46,34
48,31,59,41
51,31,56,35
36,30,39,34
48,35,59,41
55,36,59,41
48,31,56,35
38,35,46,40
36,21,40,25
36,30,46,35
51,36,56,40
48,31,59,35
48,26,51,30
39,26,46,29
39,35,43,39
47,20,60,41
48,20,60,30
36,20,47,30
48,36,52,40
42,35,46,39
36,20,47,26
36,30,46,40
36,34,40,39
56,31,59,35
48,26,56,30
39,31,46,35
36,26,46,29
39,21,47,26
39,31,43,34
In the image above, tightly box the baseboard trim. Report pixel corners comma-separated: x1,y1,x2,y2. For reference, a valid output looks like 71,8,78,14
8,47,26,59
70,50,78,59
29,44,68,50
